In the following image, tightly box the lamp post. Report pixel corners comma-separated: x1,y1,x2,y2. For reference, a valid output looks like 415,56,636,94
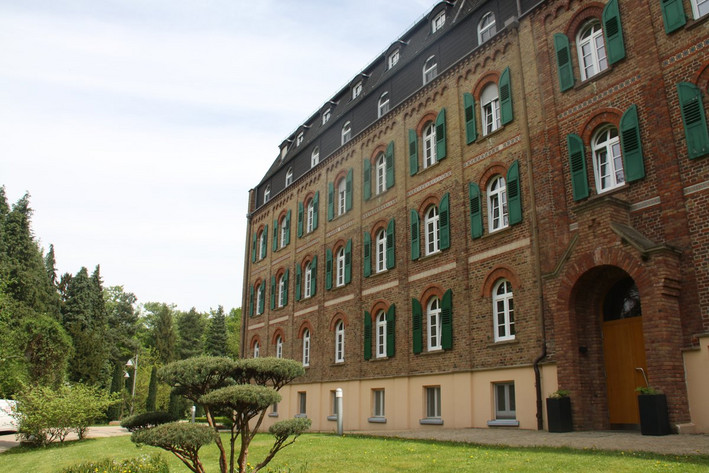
126,354,138,416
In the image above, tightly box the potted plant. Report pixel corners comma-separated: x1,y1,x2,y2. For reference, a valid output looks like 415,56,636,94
546,389,572,432
636,386,670,436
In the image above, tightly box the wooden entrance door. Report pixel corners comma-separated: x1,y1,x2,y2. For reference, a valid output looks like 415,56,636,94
602,316,647,425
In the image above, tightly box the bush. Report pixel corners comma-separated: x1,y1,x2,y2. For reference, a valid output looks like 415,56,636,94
59,453,168,473
120,411,174,432
132,422,217,473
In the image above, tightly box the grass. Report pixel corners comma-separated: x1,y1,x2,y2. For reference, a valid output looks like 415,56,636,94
1,433,708,473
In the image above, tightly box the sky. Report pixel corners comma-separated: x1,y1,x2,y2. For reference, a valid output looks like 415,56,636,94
0,0,440,313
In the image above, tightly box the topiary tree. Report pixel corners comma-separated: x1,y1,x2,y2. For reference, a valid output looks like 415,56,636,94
157,356,309,473
132,422,217,473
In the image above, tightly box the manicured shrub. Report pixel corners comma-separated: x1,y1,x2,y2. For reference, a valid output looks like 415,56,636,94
120,411,174,432
59,453,168,473
132,422,217,473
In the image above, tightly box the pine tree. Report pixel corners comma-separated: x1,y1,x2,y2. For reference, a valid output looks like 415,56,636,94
144,302,177,365
146,365,158,412
105,285,139,362
204,305,228,357
177,307,205,359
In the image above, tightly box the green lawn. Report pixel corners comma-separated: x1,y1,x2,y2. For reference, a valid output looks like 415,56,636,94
1,433,708,473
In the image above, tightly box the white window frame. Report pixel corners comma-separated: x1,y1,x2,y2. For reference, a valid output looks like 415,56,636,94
278,273,286,308
423,56,438,84
576,21,608,81
388,49,400,69
322,108,331,125
306,199,315,233
494,382,516,420
296,132,304,146
432,11,445,33
493,279,515,342
302,329,310,367
692,0,709,19
263,185,271,203
258,230,266,260
373,389,385,417
423,122,437,168
425,386,441,418
481,83,501,136
592,126,624,193
304,261,313,298
375,311,387,358
253,340,260,358
280,217,288,248
342,121,352,145
375,153,387,195
488,176,508,232
335,320,345,363
276,335,283,358
427,296,442,351
424,206,440,256
375,229,387,273
336,247,346,287
378,92,390,118
256,283,264,315
352,81,362,100
285,167,293,187
478,12,496,43
311,147,320,167
337,178,347,216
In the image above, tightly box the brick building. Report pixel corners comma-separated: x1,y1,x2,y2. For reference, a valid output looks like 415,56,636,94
241,0,709,433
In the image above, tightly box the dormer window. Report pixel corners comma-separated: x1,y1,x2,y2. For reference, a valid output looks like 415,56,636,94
432,11,445,33
388,49,400,69
296,132,304,146
264,185,271,203
280,146,287,161
323,108,331,125
352,82,363,100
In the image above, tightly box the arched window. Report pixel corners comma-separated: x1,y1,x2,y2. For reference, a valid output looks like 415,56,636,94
577,20,608,80
427,297,442,350
424,205,440,256
423,56,438,84
311,147,320,167
278,273,287,308
481,83,500,135
253,340,260,358
592,126,624,193
285,167,293,187
279,215,288,249
258,229,267,260
256,283,264,315
275,335,283,358
263,185,271,203
478,12,496,43
337,177,347,216
335,320,345,363
375,153,387,195
376,229,387,273
493,279,515,342
378,92,390,118
336,247,346,287
304,260,313,298
342,121,352,145
423,122,437,168
376,311,387,358
305,196,316,234
302,328,311,366
488,176,508,232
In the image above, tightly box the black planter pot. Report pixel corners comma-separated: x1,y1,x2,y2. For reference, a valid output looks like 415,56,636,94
546,397,573,432
638,394,670,436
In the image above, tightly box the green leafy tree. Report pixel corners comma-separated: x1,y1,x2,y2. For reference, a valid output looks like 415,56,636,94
146,366,158,412
177,307,205,359
204,305,228,357
144,302,177,365
20,314,73,387
225,307,241,358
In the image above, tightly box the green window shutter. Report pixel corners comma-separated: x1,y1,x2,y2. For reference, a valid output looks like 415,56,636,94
469,182,483,239
603,0,625,65
386,304,396,358
346,168,353,212
410,210,420,261
507,160,522,225
463,93,477,144
499,67,513,125
345,239,352,285
326,248,333,290
295,264,302,302
272,219,278,252
619,105,645,182
270,275,276,310
363,311,372,361
554,33,575,92
386,141,395,189
363,158,371,201
412,298,423,354
311,255,317,296
283,269,289,305
251,233,257,263
677,82,709,159
285,210,291,245
363,231,371,278
441,289,453,350
435,108,447,160
297,202,304,238
439,193,450,250
567,134,589,201
661,0,686,34
409,129,419,175
313,191,319,230
249,285,254,316
327,182,334,221
261,225,268,259
386,218,395,270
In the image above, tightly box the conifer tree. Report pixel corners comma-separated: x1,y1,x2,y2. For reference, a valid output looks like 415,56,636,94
145,302,177,365
177,307,205,359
